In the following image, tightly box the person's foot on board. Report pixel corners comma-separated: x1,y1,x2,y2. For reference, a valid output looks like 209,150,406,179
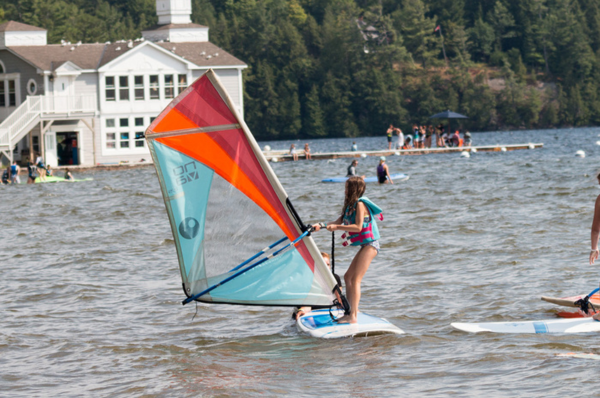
593,312,600,321
335,314,357,324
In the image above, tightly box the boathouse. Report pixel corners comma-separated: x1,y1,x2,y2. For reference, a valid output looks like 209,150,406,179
0,0,247,167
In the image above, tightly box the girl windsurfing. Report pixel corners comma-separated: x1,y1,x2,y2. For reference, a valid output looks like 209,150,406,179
313,176,383,324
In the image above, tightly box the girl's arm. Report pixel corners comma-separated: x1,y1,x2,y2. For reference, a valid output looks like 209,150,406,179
385,164,394,184
312,215,342,232
326,202,366,233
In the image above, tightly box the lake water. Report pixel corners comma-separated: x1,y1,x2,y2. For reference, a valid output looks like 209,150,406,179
2,127,600,396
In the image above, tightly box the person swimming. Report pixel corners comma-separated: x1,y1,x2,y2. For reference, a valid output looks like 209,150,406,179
64,169,74,181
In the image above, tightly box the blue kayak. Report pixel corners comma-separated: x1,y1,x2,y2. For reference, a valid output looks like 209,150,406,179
321,173,409,183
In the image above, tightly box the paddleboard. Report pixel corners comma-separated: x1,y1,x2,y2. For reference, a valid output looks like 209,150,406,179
557,352,600,360
35,176,93,183
321,173,409,183
451,318,600,334
296,308,404,339
541,292,600,308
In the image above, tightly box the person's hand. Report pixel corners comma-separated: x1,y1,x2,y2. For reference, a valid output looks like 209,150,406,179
312,223,321,232
390,180,394,184
591,249,599,265
294,309,306,320
326,224,337,232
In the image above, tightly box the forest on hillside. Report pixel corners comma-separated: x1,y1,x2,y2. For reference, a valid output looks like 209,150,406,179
2,0,600,139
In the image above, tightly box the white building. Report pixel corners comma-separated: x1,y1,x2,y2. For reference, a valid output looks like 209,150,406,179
0,0,247,167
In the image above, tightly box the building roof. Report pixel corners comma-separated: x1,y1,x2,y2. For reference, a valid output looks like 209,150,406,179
0,21,46,32
8,40,246,71
143,23,207,31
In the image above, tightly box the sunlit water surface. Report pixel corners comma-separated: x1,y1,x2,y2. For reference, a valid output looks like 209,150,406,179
2,128,600,396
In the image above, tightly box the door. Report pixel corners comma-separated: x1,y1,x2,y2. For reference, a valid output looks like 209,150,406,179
45,131,57,167
56,132,79,165
53,76,73,112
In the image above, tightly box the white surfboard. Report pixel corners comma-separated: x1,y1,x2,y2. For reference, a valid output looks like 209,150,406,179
297,308,404,339
452,318,600,334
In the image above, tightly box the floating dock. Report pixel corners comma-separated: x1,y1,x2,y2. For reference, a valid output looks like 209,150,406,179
264,143,543,162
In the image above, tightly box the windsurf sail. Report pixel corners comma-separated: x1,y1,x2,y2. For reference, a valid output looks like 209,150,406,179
146,69,340,308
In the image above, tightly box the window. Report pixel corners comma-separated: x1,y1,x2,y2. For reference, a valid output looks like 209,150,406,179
119,76,129,101
105,76,115,101
106,118,115,128
32,136,39,153
164,75,174,99
135,132,145,148
8,80,15,106
134,117,145,148
120,118,129,128
150,117,156,123
150,75,159,99
134,76,144,100
120,132,129,148
178,74,187,94
0,81,5,107
27,79,37,95
106,133,116,148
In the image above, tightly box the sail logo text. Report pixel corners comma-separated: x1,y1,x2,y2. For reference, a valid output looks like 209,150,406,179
173,162,198,186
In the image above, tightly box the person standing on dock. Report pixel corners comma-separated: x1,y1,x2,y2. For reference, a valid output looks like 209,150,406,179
396,128,404,149
377,157,393,184
386,125,395,150
464,132,472,147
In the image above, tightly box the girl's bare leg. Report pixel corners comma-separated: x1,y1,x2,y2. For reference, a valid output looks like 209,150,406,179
336,245,378,324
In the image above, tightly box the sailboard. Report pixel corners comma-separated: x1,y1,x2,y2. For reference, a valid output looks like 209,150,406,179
451,318,600,334
321,173,409,183
145,70,345,311
297,309,404,339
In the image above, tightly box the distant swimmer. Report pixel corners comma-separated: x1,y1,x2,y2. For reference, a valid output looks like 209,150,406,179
35,153,46,182
293,252,341,320
45,164,53,177
311,177,383,324
64,168,74,181
9,161,20,184
1,167,8,185
27,161,37,184
347,159,365,179
377,157,393,184
351,141,358,151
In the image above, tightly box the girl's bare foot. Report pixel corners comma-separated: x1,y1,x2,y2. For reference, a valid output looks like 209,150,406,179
335,314,358,324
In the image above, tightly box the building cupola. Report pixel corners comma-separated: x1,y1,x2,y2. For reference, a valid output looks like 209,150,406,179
156,0,192,25
142,0,209,43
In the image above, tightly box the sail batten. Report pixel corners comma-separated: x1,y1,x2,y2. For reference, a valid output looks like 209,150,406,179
147,69,337,307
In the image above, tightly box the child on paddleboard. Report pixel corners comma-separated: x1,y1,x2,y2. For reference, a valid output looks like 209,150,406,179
312,176,382,324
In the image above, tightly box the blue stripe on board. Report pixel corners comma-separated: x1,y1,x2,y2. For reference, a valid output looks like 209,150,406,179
533,322,549,334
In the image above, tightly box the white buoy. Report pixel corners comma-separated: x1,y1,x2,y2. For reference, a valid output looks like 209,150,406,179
394,151,400,156
361,153,367,158
528,144,535,149
263,145,271,151
575,150,586,158
327,159,335,163
271,157,278,163
460,151,470,158
470,147,477,153
501,147,507,152
596,141,600,146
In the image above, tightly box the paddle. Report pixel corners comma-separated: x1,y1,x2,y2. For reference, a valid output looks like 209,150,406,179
574,287,600,315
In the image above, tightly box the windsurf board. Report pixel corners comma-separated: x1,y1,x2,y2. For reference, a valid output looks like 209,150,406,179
452,318,600,334
297,308,404,339
321,173,409,183
35,176,93,183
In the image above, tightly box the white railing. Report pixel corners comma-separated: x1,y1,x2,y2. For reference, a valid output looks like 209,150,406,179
0,96,41,147
41,94,97,115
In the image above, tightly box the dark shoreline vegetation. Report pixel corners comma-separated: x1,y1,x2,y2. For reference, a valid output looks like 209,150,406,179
3,0,600,139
